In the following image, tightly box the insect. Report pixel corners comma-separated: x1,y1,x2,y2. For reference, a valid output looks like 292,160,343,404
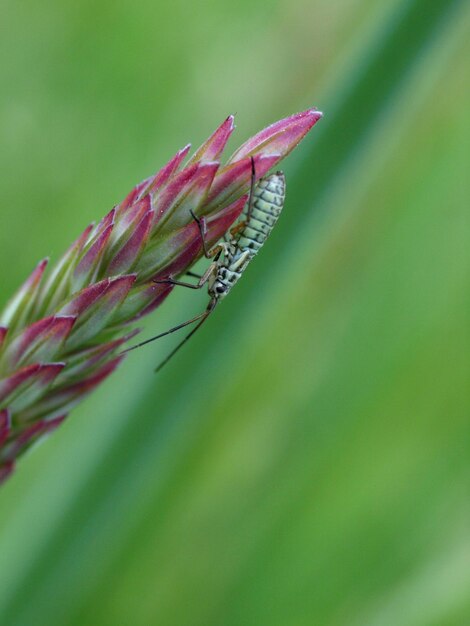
125,158,286,372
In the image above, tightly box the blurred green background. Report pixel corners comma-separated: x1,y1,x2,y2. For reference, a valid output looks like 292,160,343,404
0,0,468,624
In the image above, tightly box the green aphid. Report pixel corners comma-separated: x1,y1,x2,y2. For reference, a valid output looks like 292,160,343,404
125,159,286,372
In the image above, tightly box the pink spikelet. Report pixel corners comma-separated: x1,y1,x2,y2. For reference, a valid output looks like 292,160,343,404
0,109,322,483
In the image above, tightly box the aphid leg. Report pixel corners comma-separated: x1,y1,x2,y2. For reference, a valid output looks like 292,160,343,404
153,257,218,290
189,209,221,259
153,207,227,290
122,300,215,356
154,299,217,373
246,156,256,221
231,157,255,245
153,278,203,290
185,270,202,279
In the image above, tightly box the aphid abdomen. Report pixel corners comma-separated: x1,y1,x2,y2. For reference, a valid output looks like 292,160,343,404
237,172,285,253
212,249,252,298
127,168,287,371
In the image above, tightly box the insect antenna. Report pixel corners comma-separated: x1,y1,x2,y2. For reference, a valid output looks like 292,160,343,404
155,304,215,373
122,302,214,356
154,299,217,372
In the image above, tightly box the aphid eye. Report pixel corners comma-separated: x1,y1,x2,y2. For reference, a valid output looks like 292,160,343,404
216,285,225,294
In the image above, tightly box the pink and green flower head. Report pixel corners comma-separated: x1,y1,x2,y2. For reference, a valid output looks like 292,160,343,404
0,108,322,483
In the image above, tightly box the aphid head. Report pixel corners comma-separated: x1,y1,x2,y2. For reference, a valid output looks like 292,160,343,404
212,280,229,299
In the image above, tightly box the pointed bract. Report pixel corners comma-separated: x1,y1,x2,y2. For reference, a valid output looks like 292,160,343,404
117,145,192,216
0,409,11,447
229,108,322,162
112,197,151,242
2,316,75,370
206,154,280,211
38,224,94,317
0,259,48,333
1,415,66,462
19,357,123,422
0,327,7,352
117,178,152,216
144,144,192,197
106,209,153,276
0,363,42,406
111,281,173,324
73,223,114,291
65,276,136,349
151,162,219,231
9,363,65,414
187,115,235,165
0,362,64,410
62,330,140,381
59,280,109,322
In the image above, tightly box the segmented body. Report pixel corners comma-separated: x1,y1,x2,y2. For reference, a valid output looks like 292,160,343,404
208,171,286,301
124,169,286,370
